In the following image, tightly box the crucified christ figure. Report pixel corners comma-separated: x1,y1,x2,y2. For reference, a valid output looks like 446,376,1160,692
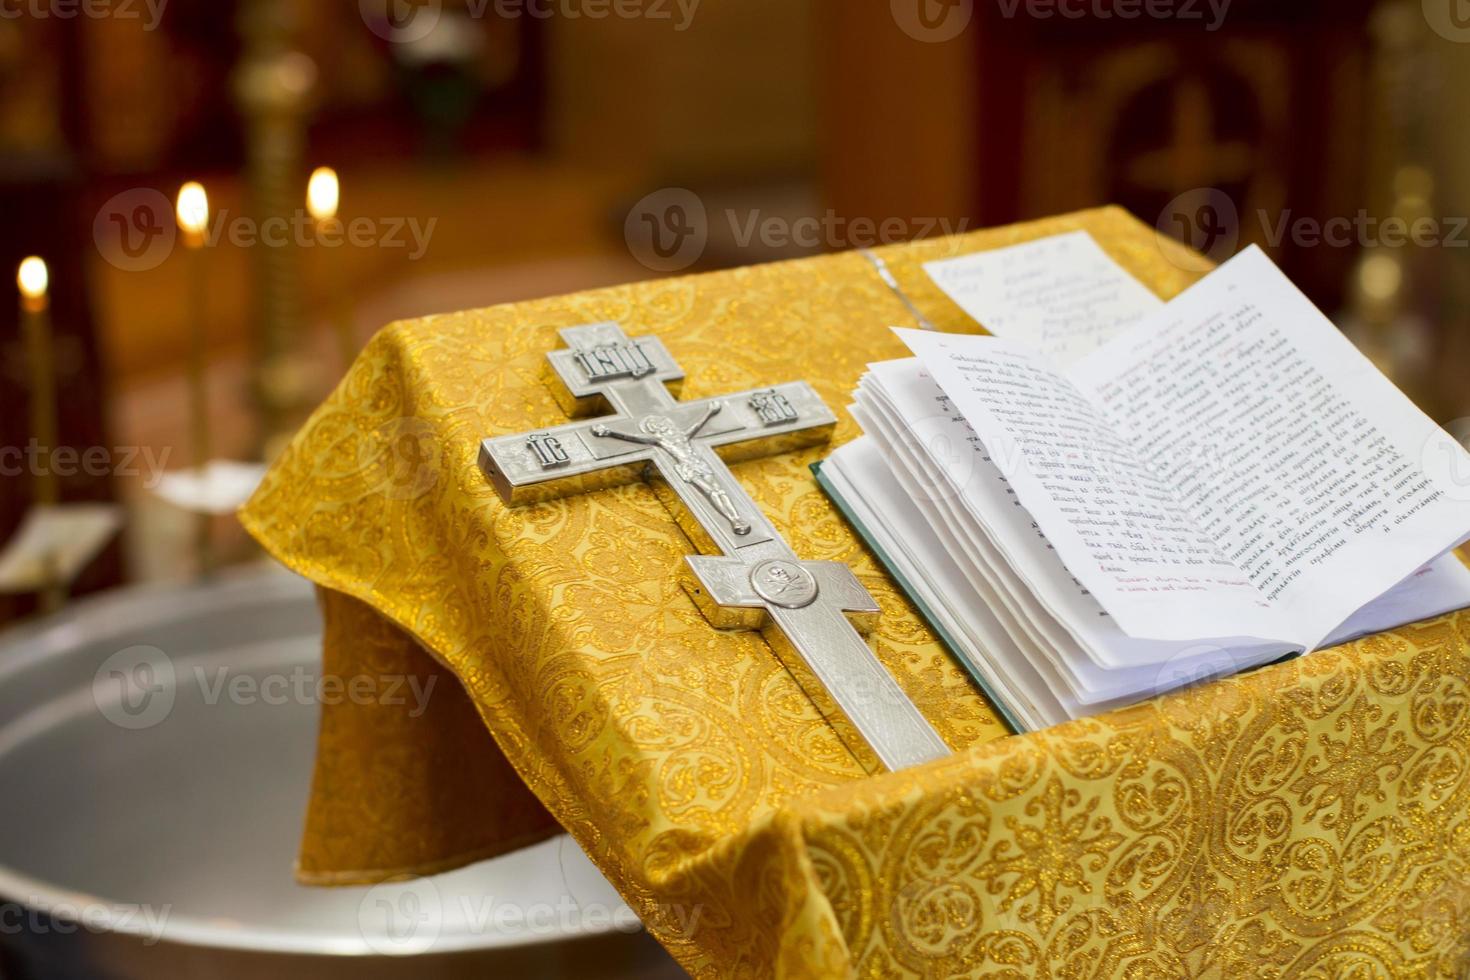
592,402,752,536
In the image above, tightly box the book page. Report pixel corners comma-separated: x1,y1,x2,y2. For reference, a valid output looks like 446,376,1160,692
923,231,1164,367
823,436,1071,730
1322,554,1470,647
861,357,1283,673
858,362,1104,668
898,328,1285,643
1075,246,1470,647
858,364,1293,687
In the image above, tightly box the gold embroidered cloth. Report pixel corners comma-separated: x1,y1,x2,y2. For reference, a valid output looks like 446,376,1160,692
240,207,1470,978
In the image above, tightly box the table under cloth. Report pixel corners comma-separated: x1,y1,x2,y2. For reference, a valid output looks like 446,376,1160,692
239,206,1470,978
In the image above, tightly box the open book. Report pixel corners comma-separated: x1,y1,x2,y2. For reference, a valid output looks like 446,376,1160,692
820,244,1470,731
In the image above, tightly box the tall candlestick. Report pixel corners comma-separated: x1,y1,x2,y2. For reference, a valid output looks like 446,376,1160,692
17,256,63,613
177,182,214,576
234,0,316,457
307,166,354,370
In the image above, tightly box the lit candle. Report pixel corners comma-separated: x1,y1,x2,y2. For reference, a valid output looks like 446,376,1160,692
17,256,64,613
176,181,213,575
17,257,56,508
306,165,339,223
176,181,209,248
306,166,355,369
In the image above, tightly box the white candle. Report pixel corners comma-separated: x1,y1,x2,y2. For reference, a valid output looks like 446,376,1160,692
17,256,55,508
176,181,213,575
17,256,66,612
306,166,355,368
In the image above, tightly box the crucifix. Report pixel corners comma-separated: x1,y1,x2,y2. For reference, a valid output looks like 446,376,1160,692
480,323,950,772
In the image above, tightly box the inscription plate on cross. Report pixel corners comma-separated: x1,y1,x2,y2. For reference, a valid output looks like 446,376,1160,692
479,322,950,771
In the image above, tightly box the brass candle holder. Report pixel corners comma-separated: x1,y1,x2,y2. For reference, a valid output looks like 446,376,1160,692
233,0,317,460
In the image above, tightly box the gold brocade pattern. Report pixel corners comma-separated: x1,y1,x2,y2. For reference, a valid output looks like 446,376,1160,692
240,207,1470,978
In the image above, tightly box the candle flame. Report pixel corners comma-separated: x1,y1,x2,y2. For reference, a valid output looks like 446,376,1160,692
176,181,210,238
1360,253,1402,303
17,256,48,301
307,167,340,221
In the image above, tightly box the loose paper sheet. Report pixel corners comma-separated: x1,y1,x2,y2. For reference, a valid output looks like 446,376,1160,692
0,504,123,593
924,231,1163,367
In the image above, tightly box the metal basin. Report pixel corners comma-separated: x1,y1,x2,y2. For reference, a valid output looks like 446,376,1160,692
0,568,685,979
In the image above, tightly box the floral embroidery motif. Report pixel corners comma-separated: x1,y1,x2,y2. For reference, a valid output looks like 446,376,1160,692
1288,695,1414,842
977,778,1125,932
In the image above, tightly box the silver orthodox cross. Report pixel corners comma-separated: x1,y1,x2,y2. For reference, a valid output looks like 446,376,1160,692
480,323,950,772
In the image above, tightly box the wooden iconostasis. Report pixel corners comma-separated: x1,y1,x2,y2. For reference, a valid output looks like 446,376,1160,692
821,0,1470,422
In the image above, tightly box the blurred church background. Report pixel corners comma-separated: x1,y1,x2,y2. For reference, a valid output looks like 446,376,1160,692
1,0,1468,621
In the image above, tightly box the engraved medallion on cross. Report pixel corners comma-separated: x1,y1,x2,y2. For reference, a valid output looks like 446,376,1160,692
479,322,950,771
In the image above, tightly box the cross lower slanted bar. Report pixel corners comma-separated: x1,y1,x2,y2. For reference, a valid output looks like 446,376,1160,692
479,323,950,772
